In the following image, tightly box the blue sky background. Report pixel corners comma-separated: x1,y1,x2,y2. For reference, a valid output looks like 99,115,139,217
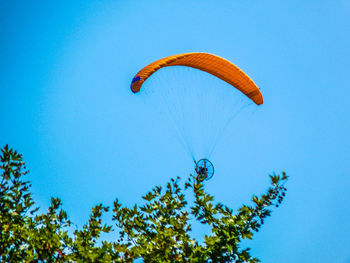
1,1,350,262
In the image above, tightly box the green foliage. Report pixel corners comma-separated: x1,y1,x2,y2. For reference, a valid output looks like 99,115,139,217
0,145,288,262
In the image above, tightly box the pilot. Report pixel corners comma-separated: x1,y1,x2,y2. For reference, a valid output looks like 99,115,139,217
196,166,208,180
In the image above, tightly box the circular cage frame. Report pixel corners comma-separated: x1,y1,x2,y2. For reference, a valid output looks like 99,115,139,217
195,159,214,181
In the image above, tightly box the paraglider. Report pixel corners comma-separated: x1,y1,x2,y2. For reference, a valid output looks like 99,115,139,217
131,52,263,105
131,52,263,180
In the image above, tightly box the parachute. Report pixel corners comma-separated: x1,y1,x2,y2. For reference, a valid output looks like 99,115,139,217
131,52,263,105
131,53,263,179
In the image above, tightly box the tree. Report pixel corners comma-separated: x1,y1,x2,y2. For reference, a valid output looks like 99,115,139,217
0,145,287,262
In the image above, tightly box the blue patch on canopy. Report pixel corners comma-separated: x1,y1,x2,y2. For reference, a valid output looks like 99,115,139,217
132,76,141,84
130,76,141,92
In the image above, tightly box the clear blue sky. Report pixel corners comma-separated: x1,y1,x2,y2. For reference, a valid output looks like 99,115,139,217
1,1,349,262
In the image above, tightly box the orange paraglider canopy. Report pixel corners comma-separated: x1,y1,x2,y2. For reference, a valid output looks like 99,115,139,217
130,52,263,105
